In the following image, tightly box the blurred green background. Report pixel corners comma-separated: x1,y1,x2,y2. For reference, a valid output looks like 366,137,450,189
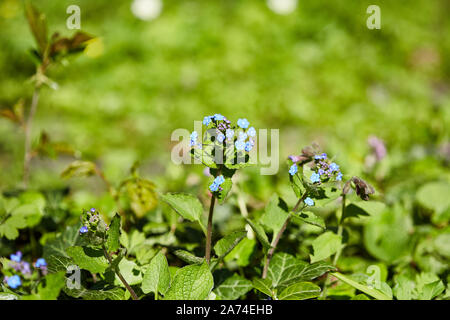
0,0,449,194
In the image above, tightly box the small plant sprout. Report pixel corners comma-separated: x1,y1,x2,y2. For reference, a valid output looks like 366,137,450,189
78,208,139,300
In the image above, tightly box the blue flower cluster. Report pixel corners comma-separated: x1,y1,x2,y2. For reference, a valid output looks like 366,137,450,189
3,251,48,289
79,208,109,235
209,175,225,192
192,115,256,154
310,153,343,183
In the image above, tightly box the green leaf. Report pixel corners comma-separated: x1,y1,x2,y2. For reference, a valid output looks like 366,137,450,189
393,275,416,300
216,177,233,204
61,160,97,179
43,224,85,273
310,231,342,263
278,282,321,300
416,181,450,215
214,274,252,300
160,193,205,233
64,285,124,300
164,262,214,300
363,205,412,263
38,272,66,300
331,272,392,300
25,0,48,55
142,252,170,296
293,210,325,229
173,250,205,264
107,214,121,253
260,195,289,237
416,272,445,300
66,246,109,274
245,218,271,250
114,258,143,286
124,178,158,218
214,230,247,258
252,278,274,298
224,238,256,267
267,253,335,290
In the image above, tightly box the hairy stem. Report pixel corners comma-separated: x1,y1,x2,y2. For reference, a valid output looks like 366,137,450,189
102,245,138,300
205,193,216,264
23,87,40,187
262,193,308,279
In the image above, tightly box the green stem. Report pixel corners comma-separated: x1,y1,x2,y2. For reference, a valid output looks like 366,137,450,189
205,193,216,264
262,192,308,279
23,87,40,187
102,245,138,300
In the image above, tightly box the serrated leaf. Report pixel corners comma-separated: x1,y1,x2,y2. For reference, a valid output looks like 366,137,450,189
164,262,213,300
214,274,252,300
245,218,271,249
278,282,321,300
107,214,121,253
214,230,247,258
142,252,170,296
310,231,342,263
66,246,109,274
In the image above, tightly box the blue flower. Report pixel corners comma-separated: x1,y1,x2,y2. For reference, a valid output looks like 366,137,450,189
214,175,225,185
213,114,224,121
226,129,234,140
79,226,88,234
238,131,247,141
336,172,343,181
203,116,212,126
310,172,321,183
314,153,327,160
289,164,298,176
90,208,96,213
209,182,219,192
35,258,47,268
245,141,253,152
190,131,198,146
237,118,250,129
329,162,340,172
6,275,21,289
304,197,314,206
217,133,225,143
247,127,256,137
10,251,22,263
235,140,245,151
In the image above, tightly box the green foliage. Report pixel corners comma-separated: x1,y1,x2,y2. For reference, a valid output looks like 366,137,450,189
213,274,252,300
142,252,171,296
164,262,214,300
310,231,343,263
160,193,206,233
